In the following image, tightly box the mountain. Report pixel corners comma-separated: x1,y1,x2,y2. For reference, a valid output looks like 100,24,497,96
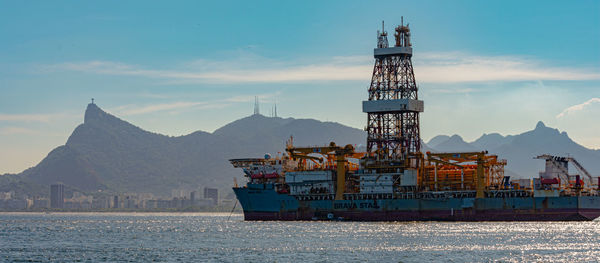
432,135,478,152
420,139,436,153
213,114,366,156
428,121,600,178
6,104,366,197
2,104,598,197
490,121,600,178
471,133,515,151
427,135,451,149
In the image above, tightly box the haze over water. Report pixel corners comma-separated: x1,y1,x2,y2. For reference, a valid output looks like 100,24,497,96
1,213,599,262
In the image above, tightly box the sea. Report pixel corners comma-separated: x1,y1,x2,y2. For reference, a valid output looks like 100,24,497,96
1,212,599,262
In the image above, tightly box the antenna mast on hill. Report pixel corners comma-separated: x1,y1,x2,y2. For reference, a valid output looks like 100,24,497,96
253,96,260,115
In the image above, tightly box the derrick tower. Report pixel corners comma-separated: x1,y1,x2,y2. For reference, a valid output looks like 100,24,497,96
363,19,424,170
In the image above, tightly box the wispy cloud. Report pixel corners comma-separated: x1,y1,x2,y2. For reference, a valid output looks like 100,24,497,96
43,52,600,84
0,113,68,123
428,87,478,94
556,98,600,118
137,92,176,99
223,92,280,103
45,60,371,84
107,93,279,117
109,101,216,116
0,127,39,135
416,52,600,83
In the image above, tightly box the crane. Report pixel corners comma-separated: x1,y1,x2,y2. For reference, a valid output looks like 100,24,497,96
286,141,360,200
535,154,594,189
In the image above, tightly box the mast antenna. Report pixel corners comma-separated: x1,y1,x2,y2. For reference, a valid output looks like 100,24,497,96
254,96,260,115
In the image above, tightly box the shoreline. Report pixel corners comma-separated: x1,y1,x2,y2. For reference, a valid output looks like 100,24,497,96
0,211,243,215
0,206,242,213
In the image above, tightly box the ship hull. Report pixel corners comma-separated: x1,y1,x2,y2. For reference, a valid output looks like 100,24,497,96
233,186,600,221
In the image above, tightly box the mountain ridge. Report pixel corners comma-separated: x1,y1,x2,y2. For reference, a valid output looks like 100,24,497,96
3,104,367,197
426,121,600,178
1,105,598,198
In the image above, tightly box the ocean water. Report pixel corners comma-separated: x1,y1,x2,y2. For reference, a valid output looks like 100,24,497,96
1,213,599,262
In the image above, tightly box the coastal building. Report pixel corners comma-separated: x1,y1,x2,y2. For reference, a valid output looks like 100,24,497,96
204,188,218,206
92,197,110,209
171,189,186,198
32,198,50,209
50,184,64,208
0,191,13,200
0,199,27,210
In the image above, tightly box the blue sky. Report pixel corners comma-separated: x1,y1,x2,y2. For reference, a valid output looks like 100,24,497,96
1,0,599,173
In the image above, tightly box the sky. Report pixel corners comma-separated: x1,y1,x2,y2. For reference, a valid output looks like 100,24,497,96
1,0,599,174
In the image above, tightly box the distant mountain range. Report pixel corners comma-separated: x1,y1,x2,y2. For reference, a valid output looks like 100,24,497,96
426,121,600,178
0,104,598,197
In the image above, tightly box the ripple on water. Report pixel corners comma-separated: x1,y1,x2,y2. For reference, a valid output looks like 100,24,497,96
0,213,599,262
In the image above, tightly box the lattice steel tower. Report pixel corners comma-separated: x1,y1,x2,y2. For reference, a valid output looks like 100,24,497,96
363,19,424,166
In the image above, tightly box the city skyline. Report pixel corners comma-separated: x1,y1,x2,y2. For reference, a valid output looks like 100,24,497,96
1,0,599,173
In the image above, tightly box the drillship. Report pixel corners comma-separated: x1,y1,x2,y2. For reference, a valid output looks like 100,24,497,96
231,20,600,221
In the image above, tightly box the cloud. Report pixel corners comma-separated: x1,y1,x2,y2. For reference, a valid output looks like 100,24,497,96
109,101,219,116
556,98,600,118
0,127,39,135
428,87,478,94
43,52,600,84
137,93,175,99
46,60,371,84
223,92,280,103
0,113,68,123
415,52,600,83
108,92,280,117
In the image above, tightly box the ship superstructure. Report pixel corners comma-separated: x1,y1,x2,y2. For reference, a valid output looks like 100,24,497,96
230,20,600,221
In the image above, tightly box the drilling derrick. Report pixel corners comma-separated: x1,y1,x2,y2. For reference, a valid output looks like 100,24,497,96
363,19,424,172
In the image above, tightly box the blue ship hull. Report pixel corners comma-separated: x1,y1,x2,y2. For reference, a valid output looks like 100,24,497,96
233,184,600,221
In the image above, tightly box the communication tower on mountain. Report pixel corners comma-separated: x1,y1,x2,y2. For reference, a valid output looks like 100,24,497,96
253,96,260,115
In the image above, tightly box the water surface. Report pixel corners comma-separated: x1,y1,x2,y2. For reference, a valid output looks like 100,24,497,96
1,212,599,262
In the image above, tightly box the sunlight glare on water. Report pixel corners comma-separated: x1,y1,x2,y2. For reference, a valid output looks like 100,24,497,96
1,212,599,262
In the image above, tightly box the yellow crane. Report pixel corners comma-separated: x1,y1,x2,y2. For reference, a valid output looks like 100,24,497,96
286,141,361,200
